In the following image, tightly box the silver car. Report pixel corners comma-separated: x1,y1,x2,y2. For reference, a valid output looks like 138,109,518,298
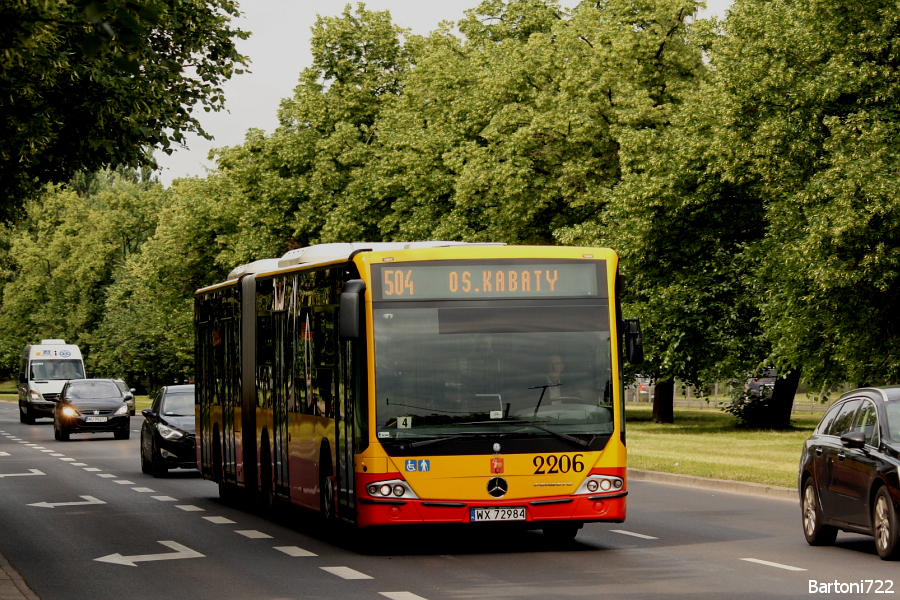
113,379,136,415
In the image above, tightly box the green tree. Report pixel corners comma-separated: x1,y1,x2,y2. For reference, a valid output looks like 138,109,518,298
0,0,248,217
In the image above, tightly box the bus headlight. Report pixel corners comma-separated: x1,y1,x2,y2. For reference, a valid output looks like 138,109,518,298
366,479,418,499
575,475,625,495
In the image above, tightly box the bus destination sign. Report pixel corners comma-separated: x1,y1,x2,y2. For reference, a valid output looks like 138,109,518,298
374,262,601,301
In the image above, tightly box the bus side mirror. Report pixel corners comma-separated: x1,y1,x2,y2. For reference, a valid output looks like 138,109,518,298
340,280,367,340
18,373,26,384
624,318,644,364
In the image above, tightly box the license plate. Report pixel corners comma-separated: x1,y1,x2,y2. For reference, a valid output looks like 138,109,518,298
85,416,107,423
470,507,527,522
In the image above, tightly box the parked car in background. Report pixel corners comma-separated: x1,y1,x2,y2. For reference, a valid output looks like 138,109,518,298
140,384,196,477
53,379,131,441
747,368,777,397
113,379,136,415
798,386,900,560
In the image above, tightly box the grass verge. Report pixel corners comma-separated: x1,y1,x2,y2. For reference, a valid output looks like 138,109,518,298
626,405,819,488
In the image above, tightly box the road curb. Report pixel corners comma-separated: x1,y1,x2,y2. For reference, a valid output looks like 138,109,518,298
629,468,798,501
0,551,39,600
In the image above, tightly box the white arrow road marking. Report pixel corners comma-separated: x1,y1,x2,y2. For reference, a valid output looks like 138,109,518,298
94,541,205,567
0,469,44,478
29,495,106,509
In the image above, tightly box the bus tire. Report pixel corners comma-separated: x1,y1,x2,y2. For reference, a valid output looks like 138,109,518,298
542,522,581,543
320,451,335,523
259,431,276,513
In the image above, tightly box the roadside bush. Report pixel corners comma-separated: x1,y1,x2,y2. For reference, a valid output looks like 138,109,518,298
723,391,782,429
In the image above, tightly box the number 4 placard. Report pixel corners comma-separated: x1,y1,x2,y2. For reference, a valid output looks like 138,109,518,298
397,416,412,429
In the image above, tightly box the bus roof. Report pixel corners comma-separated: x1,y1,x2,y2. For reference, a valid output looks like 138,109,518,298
225,241,501,281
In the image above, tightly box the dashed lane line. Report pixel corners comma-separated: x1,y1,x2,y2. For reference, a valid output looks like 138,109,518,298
380,593,429,600
740,558,806,572
203,516,235,524
132,487,155,493
320,566,373,580
97,474,116,478
70,463,88,466
50,453,64,457
176,505,204,512
610,529,659,540
83,468,101,472
236,530,272,539
59,457,75,462
114,480,135,485
152,496,177,502
274,546,317,557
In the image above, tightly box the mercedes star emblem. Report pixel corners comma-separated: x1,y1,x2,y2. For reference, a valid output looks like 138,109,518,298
493,443,501,453
487,477,508,498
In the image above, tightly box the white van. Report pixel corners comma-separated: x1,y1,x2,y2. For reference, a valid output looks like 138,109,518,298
18,340,85,424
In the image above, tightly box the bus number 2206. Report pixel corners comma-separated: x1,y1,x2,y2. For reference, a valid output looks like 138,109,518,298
533,454,584,474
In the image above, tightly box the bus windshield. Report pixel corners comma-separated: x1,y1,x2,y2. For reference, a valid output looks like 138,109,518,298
30,360,85,381
374,301,613,445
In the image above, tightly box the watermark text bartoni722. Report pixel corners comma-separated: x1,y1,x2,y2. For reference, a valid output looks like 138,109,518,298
809,580,894,594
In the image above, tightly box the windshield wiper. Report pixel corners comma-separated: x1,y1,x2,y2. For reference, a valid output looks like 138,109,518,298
529,384,562,416
456,419,591,448
395,433,482,451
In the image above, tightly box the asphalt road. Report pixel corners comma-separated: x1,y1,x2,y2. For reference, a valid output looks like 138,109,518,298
0,400,896,600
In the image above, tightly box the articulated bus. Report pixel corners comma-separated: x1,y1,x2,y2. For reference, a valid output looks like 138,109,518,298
195,242,643,539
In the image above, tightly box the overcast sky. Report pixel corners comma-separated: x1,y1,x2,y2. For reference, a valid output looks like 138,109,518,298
153,0,732,186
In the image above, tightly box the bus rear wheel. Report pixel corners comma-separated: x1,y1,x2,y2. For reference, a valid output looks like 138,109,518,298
320,457,335,523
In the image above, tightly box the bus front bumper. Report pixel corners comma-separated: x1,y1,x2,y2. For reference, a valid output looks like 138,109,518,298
356,491,626,528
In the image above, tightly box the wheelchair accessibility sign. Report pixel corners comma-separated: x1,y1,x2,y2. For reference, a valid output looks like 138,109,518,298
405,459,430,472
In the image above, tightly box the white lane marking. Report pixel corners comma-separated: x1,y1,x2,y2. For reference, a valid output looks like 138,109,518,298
95,541,205,567
0,469,44,478
0,452,9,457
236,530,272,539
71,463,88,466
176,505,204,512
152,496,177,502
203,516,235,524
31,446,45,449
97,474,116,478
740,558,806,572
29,495,106,509
610,529,659,540
24,444,37,447
274,546,317,557
320,566,373,580
40,450,54,453
50,453,64,457
113,480,135,485
380,593,429,600
59,457,75,461
132,487,155,493
83,467,101,472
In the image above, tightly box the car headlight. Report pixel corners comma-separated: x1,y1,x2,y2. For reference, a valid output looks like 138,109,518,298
61,406,78,417
157,423,184,440
114,404,128,415
29,390,41,401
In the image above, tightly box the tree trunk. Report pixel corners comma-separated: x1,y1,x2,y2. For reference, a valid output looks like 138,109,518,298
771,368,802,429
653,378,674,423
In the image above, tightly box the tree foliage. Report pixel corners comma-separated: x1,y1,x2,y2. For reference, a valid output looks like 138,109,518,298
0,0,248,217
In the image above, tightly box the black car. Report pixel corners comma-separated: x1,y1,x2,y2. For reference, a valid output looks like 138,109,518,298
799,386,900,559
53,379,131,441
141,384,196,477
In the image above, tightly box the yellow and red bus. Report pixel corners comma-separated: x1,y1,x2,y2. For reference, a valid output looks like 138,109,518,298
195,242,643,540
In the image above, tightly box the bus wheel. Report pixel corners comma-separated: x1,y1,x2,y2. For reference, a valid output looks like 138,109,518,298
320,457,335,522
542,522,581,543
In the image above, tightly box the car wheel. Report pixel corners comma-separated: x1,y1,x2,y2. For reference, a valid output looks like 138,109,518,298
873,487,900,560
802,478,837,546
151,439,167,478
53,421,60,441
58,428,70,442
21,407,34,425
114,429,130,440
140,433,152,475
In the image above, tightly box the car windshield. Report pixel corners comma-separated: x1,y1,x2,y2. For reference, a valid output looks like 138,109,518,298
374,301,614,444
162,393,194,416
30,360,84,381
66,381,120,399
